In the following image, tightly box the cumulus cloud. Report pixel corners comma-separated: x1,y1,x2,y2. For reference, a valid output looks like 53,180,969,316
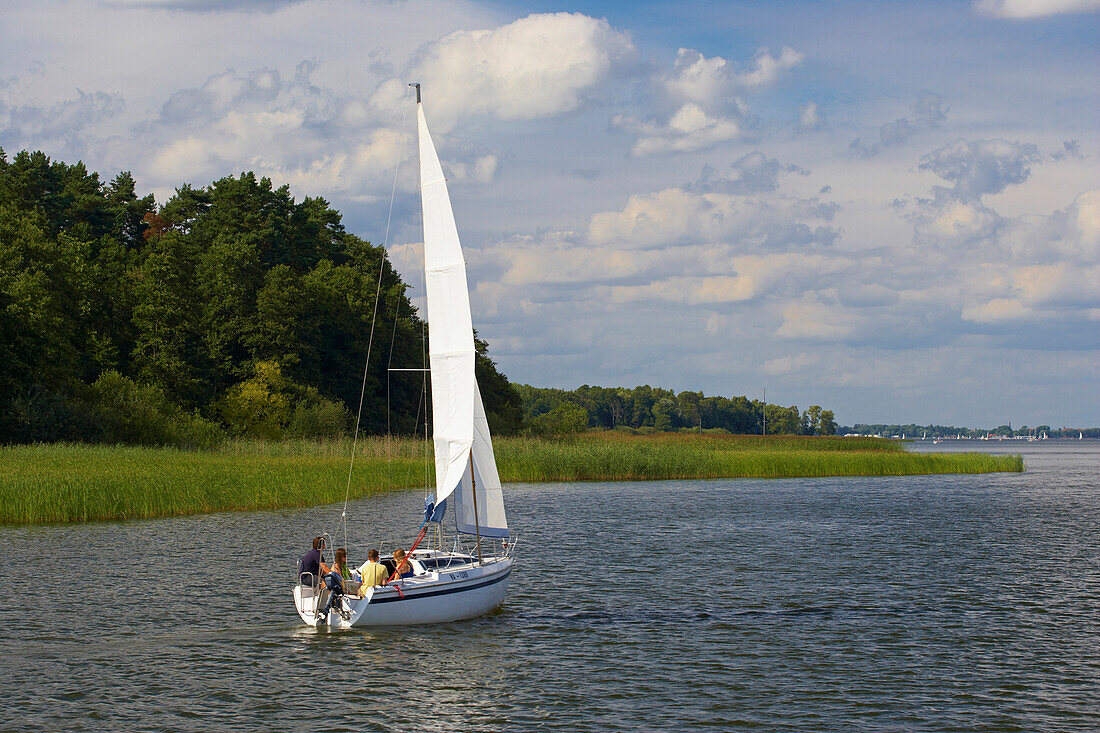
1051,139,1084,161
587,187,838,250
605,253,848,306
850,92,948,157
157,66,299,123
617,104,742,156
904,176,1100,332
799,101,823,131
960,260,1100,323
762,352,814,376
481,155,848,334
777,296,861,341
616,46,803,156
664,48,732,103
135,62,419,197
691,152,806,195
664,46,802,101
919,138,1041,200
497,231,661,287
735,47,805,88
372,13,635,133
0,90,124,158
902,138,1043,250
975,0,1100,18
448,154,498,184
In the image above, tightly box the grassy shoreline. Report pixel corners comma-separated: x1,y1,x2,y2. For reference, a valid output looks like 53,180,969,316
0,434,1023,525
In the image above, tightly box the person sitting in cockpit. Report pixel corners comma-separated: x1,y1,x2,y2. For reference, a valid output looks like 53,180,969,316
392,548,415,579
357,549,389,593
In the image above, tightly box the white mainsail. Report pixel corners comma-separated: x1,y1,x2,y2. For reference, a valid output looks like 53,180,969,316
418,100,474,505
417,95,507,540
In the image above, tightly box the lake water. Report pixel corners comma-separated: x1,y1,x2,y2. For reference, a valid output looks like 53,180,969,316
2,442,1098,731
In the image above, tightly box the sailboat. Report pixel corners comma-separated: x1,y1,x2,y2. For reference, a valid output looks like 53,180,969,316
292,84,515,627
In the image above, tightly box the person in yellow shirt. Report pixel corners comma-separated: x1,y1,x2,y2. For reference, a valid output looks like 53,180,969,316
356,549,389,595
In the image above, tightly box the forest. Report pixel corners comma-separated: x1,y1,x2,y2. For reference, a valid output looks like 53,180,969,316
0,149,836,447
841,423,1099,439
0,149,522,445
515,384,837,437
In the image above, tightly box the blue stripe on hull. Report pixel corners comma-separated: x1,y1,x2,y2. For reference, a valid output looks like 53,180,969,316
369,567,512,605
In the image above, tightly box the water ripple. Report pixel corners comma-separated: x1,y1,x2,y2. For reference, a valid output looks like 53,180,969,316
1,443,1098,731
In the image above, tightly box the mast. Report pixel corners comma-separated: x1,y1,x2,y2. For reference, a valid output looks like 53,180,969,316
470,460,483,565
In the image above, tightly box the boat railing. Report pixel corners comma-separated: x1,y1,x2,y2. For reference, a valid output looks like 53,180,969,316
296,559,324,618
443,533,519,562
503,532,520,559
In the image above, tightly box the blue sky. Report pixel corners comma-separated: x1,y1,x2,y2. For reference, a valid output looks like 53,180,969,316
1,0,1097,427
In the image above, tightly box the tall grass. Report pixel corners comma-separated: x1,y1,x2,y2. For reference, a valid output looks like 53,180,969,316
0,434,1022,525
0,443,424,524
492,435,1021,481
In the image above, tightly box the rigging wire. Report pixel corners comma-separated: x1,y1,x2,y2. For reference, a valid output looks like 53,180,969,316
335,99,411,553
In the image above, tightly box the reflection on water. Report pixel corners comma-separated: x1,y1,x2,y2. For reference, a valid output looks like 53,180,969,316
1,442,1098,731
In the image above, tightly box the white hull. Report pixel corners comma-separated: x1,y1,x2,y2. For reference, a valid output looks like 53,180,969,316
294,555,513,628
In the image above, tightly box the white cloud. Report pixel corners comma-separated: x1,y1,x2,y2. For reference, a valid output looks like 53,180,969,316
735,47,805,88
374,12,635,132
448,154,498,184
665,46,802,101
851,92,949,157
620,104,742,156
776,296,861,341
0,91,124,158
919,200,1003,243
692,152,806,195
762,352,814,376
799,101,823,131
614,46,803,157
961,296,1033,322
588,187,837,250
496,231,661,286
920,138,1041,200
1063,189,1100,261
132,63,418,200
665,48,730,103
975,0,1100,18
605,253,847,305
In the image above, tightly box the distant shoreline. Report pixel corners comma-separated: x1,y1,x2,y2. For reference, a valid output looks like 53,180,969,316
0,434,1023,525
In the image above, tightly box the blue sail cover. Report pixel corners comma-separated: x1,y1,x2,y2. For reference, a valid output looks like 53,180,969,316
424,496,447,524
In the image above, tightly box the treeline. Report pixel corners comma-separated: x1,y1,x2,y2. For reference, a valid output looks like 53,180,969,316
841,423,1099,439
514,384,838,436
0,149,522,446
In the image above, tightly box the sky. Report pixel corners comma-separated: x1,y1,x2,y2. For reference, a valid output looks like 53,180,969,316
1,0,1098,428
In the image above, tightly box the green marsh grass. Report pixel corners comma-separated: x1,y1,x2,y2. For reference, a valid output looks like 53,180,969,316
0,434,1022,524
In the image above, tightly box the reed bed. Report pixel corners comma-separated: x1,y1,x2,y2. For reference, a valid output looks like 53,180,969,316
0,443,425,525
492,436,1022,482
0,435,1022,525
